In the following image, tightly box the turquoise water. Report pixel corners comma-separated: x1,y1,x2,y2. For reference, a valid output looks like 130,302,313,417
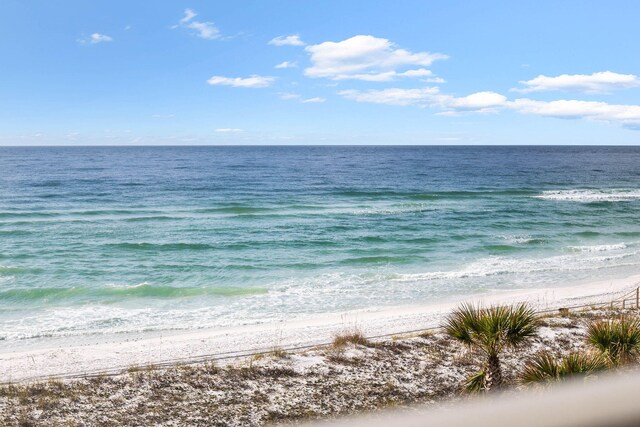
1,146,640,343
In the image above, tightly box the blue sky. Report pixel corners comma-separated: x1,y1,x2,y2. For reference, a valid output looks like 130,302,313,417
2,1,640,145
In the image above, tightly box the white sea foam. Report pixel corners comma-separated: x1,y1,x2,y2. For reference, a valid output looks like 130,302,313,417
0,276,14,285
499,234,539,244
534,189,640,202
4,245,640,342
391,251,640,283
567,243,628,252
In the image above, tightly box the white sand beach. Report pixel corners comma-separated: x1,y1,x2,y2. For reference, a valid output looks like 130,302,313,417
2,273,639,383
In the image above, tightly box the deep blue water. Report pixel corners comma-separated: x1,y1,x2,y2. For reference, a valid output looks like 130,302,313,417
1,145,640,342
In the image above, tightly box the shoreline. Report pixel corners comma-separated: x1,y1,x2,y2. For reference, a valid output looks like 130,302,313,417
2,272,639,383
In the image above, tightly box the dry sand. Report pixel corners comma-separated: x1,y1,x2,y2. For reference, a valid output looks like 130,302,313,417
1,273,639,383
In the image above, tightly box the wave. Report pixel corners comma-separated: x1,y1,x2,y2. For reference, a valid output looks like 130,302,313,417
0,265,44,275
123,215,178,222
615,231,640,237
567,243,628,252
483,244,522,253
0,209,161,220
338,255,423,265
391,251,639,283
574,231,602,238
350,204,433,216
0,283,268,302
334,189,535,200
0,211,59,219
104,242,215,251
30,180,63,188
195,206,275,214
499,235,546,245
534,189,640,202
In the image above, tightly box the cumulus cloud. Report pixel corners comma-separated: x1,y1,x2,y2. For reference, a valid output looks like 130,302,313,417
275,61,297,69
207,75,275,88
174,8,219,40
512,71,640,94
305,35,447,81
340,85,640,128
337,74,640,129
510,98,640,128
398,69,433,78
269,35,305,46
339,87,505,113
435,91,507,114
423,77,447,84
78,33,113,45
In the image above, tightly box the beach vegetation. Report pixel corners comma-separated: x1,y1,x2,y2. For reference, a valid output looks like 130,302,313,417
270,347,289,358
443,303,540,392
332,331,371,348
520,351,607,385
586,317,640,366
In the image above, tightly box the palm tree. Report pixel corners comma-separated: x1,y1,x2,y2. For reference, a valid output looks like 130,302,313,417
520,351,607,385
586,317,640,366
443,303,540,392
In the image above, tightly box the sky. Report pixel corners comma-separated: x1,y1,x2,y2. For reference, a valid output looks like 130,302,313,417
1,0,640,145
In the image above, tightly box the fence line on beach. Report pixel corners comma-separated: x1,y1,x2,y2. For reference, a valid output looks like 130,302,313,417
173,284,640,361
169,284,640,365
6,284,640,383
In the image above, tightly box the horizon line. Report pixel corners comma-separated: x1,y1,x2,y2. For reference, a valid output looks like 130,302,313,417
2,143,640,148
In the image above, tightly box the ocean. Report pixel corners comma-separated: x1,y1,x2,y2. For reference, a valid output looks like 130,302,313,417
1,145,640,344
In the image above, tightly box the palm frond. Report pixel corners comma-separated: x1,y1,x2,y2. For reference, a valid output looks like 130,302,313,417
587,319,615,355
521,351,608,385
587,317,640,366
443,303,480,347
520,351,560,385
505,303,540,347
561,352,608,375
464,368,487,393
445,302,540,392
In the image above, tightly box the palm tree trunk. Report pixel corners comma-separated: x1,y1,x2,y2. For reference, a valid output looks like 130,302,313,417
484,355,503,391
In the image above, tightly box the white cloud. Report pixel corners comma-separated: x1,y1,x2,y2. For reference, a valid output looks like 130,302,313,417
435,91,507,114
279,93,301,100
331,68,436,82
339,87,440,106
301,97,326,103
340,86,640,128
337,71,640,128
187,21,219,40
180,8,197,24
215,128,244,133
510,98,640,128
269,35,305,46
305,35,447,81
398,69,433,78
207,75,275,88
79,33,113,45
339,87,505,113
174,8,219,40
513,71,640,94
275,61,297,69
